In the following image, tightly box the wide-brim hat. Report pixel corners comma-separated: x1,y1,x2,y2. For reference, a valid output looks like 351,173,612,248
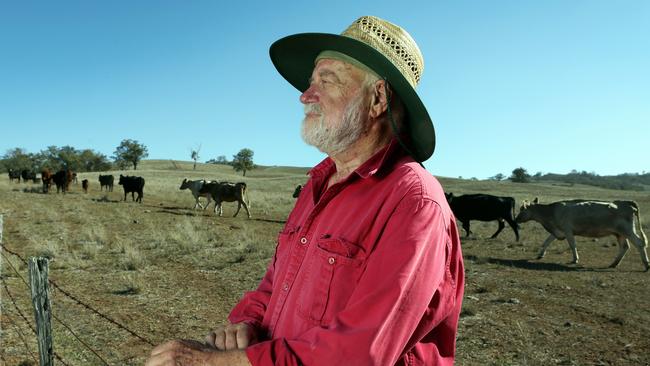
269,15,435,162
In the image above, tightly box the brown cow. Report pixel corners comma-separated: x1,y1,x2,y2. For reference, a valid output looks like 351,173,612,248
41,169,53,193
516,198,649,271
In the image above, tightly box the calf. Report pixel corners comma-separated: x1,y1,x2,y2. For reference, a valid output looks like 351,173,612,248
21,170,37,183
99,174,114,192
82,179,89,193
516,198,649,271
445,193,519,241
200,181,251,218
179,178,213,209
41,169,53,193
118,174,145,203
52,170,73,193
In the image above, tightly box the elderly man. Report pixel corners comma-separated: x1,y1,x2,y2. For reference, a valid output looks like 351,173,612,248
147,15,464,366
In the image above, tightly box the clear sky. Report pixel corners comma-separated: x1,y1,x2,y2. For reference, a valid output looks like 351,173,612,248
1,1,648,179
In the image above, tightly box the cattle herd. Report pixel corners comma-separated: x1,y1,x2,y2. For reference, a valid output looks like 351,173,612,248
5,169,648,270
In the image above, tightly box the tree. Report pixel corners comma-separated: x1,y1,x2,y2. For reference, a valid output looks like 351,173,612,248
113,139,149,170
510,167,531,183
191,145,201,170
232,148,255,176
490,173,505,181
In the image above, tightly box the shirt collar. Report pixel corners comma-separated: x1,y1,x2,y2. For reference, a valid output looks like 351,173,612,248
308,138,406,181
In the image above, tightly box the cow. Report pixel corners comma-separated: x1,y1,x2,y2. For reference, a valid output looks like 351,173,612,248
118,174,145,203
292,184,303,198
516,198,649,271
99,174,114,192
82,179,89,193
52,170,73,193
41,169,53,193
445,193,519,241
200,181,251,218
179,178,213,209
8,169,21,183
21,170,37,183
72,172,78,184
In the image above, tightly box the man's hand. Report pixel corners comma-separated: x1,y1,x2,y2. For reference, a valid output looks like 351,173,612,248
145,339,251,366
145,339,217,366
205,322,257,350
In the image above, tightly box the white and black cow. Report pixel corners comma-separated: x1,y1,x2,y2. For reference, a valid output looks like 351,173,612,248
200,181,251,218
516,198,648,271
179,178,214,209
445,193,519,241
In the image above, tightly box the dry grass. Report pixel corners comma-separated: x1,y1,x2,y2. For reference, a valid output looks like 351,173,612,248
1,161,648,365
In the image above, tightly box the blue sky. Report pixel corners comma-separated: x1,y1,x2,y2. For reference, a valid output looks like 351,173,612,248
1,1,648,179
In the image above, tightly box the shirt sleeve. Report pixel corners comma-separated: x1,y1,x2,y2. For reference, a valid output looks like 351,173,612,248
245,193,460,365
228,253,275,331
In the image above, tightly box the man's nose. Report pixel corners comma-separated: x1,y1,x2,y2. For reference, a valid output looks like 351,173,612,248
300,85,319,104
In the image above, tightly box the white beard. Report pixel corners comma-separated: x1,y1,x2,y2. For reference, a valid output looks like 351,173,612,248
301,93,367,155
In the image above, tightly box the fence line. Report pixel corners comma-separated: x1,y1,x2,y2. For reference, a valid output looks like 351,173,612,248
2,278,70,366
1,282,39,364
1,244,155,347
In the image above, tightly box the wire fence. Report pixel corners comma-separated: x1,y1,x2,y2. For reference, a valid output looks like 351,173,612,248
1,238,156,365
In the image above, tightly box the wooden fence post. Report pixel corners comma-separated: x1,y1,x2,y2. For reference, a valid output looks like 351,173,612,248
29,257,54,366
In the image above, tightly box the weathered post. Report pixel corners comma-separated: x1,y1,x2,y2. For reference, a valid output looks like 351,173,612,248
29,257,54,366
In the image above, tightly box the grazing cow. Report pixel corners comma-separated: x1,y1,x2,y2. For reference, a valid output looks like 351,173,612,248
99,174,114,192
8,169,21,182
118,174,145,203
41,169,53,193
292,184,302,198
52,170,73,193
516,198,649,271
445,193,519,241
200,181,251,218
179,178,213,209
82,179,89,193
21,170,37,183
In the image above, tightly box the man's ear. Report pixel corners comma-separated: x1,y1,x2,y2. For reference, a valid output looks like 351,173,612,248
368,79,389,119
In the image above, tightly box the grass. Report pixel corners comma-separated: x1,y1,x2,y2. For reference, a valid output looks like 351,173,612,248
1,160,648,365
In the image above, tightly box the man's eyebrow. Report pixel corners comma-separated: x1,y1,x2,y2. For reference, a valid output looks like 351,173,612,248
309,69,342,84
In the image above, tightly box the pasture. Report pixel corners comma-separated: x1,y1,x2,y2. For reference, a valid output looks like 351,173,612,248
1,160,648,365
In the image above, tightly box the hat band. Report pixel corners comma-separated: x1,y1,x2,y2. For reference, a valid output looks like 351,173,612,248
315,50,380,80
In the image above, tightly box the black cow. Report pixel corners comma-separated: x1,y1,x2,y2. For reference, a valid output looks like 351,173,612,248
292,184,302,198
21,170,37,183
52,170,73,193
82,179,89,193
99,174,114,192
445,193,519,241
200,181,250,218
118,174,145,203
8,169,21,182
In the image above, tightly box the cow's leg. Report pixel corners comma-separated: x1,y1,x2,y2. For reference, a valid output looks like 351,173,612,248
505,218,520,242
242,200,251,218
627,233,649,271
537,234,556,259
461,221,471,237
204,195,212,210
233,201,241,217
609,235,630,268
565,232,579,264
490,219,505,239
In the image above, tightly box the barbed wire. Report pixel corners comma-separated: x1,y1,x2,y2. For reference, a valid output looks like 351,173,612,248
2,278,70,366
1,244,155,346
1,283,39,364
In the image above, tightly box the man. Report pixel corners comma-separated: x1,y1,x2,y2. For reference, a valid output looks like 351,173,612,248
147,15,464,366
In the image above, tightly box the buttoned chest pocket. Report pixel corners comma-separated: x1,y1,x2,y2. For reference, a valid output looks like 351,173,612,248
297,237,366,324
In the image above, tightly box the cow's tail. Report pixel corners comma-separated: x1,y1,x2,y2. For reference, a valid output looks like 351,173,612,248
630,201,648,245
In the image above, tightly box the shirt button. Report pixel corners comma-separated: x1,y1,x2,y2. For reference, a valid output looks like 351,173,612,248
328,257,335,265
300,237,308,245
282,282,289,291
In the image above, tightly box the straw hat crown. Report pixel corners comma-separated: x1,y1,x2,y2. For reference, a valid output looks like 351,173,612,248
342,16,424,89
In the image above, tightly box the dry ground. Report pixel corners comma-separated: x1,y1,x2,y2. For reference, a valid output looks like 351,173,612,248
1,160,648,365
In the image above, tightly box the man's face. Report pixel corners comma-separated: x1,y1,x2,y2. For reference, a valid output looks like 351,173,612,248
299,58,370,155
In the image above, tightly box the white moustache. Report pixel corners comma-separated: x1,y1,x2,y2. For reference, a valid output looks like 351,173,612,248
304,104,321,115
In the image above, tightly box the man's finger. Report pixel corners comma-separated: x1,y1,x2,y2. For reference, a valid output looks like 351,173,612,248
236,327,250,349
213,329,227,350
224,327,238,350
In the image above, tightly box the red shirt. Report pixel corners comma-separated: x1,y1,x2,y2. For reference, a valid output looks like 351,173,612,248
229,141,464,365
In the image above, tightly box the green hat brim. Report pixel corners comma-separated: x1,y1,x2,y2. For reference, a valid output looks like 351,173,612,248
269,33,435,162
